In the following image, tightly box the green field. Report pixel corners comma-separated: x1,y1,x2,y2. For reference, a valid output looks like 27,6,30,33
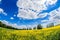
0,25,60,40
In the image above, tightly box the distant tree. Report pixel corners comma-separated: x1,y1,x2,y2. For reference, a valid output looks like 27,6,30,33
26,27,32,30
2,24,6,27
33,26,37,30
33,27,36,29
28,28,32,30
0,21,2,27
0,21,2,24
37,24,43,29
47,23,54,28
22,28,27,30
0,21,19,30
26,28,29,30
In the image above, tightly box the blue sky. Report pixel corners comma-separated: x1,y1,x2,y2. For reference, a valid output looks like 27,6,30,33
0,0,60,28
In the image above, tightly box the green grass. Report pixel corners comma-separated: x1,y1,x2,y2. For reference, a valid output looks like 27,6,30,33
0,25,60,40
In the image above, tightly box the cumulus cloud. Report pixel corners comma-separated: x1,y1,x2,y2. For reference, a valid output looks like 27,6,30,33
14,14,16,17
0,8,7,16
1,20,10,26
0,8,3,12
16,0,58,28
45,0,57,6
17,0,57,19
38,13,48,18
41,20,49,23
10,17,14,20
48,7,60,22
41,7,60,27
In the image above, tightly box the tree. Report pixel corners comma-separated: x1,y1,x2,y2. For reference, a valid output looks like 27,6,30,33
47,23,54,28
37,24,43,29
22,28,27,30
33,26,37,30
33,27,36,30
0,21,2,27
0,21,19,30
28,28,32,30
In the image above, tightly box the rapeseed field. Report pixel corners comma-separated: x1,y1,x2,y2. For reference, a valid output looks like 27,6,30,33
0,25,60,40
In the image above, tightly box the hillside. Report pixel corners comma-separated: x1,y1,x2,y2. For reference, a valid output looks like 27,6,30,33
0,25,60,40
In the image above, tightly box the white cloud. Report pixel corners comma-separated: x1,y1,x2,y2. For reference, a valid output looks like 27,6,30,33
17,9,39,19
0,8,7,16
10,24,35,29
16,0,58,28
45,0,57,6
1,20,10,26
41,7,60,27
48,7,60,22
0,8,4,13
10,17,14,20
41,20,49,23
1,20,37,29
17,0,57,19
14,14,16,17
38,13,48,18
17,0,55,19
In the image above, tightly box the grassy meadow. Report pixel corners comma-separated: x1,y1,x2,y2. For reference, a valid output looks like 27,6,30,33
0,25,60,40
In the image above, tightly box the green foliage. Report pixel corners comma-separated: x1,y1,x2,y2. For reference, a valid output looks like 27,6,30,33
37,24,43,29
33,27,36,30
28,28,32,30
0,21,18,30
47,23,54,28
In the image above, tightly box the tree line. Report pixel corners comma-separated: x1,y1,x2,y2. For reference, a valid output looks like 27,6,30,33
0,21,19,30
0,21,54,30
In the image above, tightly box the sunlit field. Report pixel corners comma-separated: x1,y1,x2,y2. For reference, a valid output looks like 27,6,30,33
0,25,60,40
